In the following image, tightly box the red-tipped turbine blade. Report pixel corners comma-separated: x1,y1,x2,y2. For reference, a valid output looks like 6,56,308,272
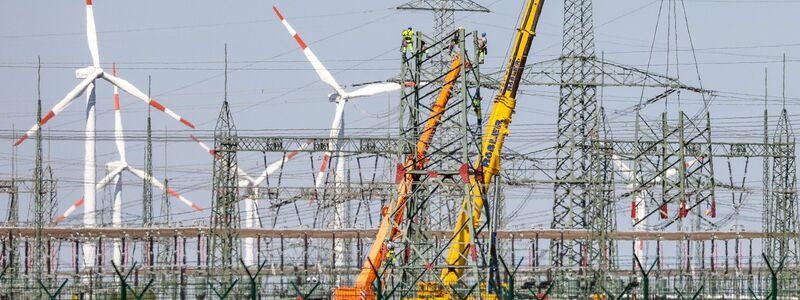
14,73,99,146
127,165,203,212
101,73,195,129
272,5,346,97
85,0,100,67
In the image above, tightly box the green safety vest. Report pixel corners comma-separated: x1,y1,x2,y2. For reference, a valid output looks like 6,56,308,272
402,30,414,40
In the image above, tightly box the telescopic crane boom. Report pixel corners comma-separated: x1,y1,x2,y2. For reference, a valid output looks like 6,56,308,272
441,0,545,286
333,56,465,300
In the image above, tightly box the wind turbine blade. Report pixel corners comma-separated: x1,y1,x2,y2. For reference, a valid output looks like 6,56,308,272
190,134,219,158
664,158,698,178
101,73,195,129
611,154,633,181
85,0,100,68
272,6,346,97
112,64,126,162
14,73,99,146
252,141,311,186
54,164,126,223
313,99,346,195
346,82,402,99
96,164,127,190
190,134,255,183
127,165,204,212
55,197,85,223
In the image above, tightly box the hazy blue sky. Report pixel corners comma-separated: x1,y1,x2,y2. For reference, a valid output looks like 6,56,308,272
1,0,799,232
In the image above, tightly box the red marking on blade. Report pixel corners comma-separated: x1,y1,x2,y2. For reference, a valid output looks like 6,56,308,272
13,134,28,146
41,111,56,125
404,81,416,87
293,34,307,49
55,215,65,223
287,149,300,160
630,200,637,219
272,6,284,21
112,63,116,76
180,118,195,129
320,154,330,171
148,99,166,112
167,188,180,198
75,197,85,206
190,135,200,143
192,203,203,212
114,94,120,110
86,0,92,5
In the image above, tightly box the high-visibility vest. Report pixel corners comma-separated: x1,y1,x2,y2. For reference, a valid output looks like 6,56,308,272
402,29,414,40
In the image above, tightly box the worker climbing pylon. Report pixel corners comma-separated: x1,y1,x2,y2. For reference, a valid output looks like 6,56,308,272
401,27,415,55
472,90,483,122
448,30,461,55
478,32,488,64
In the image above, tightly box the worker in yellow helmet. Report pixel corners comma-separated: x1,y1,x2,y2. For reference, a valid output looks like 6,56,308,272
401,27,415,55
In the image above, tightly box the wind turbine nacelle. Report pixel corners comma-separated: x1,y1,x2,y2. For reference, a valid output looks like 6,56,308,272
75,66,102,79
105,161,126,171
328,92,342,102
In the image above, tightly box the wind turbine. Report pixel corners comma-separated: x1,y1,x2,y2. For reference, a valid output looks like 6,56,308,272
272,5,404,202
272,5,407,197
191,135,310,265
273,6,408,266
611,154,698,261
54,65,203,266
13,0,195,268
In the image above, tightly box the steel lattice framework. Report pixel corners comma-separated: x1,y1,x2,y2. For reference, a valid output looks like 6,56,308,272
209,50,240,278
551,0,601,270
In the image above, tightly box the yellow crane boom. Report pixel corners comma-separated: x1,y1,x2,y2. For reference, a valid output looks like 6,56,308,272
441,0,546,286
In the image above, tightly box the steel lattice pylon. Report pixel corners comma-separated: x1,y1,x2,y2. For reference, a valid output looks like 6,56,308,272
209,47,240,277
382,28,485,296
32,59,46,292
551,0,600,269
765,108,797,262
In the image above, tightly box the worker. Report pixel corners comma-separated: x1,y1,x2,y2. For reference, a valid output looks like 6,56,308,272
478,32,488,64
472,90,482,121
420,40,431,58
386,241,398,266
448,30,460,54
401,27,415,55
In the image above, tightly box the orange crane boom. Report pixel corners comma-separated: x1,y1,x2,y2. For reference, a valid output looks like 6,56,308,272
333,56,463,299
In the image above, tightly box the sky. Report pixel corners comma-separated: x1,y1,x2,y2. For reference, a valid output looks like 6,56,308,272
1,0,799,239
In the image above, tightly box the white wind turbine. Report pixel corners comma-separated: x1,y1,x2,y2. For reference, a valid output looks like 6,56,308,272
611,154,698,261
273,5,408,267
54,65,203,267
191,135,311,265
13,0,195,269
